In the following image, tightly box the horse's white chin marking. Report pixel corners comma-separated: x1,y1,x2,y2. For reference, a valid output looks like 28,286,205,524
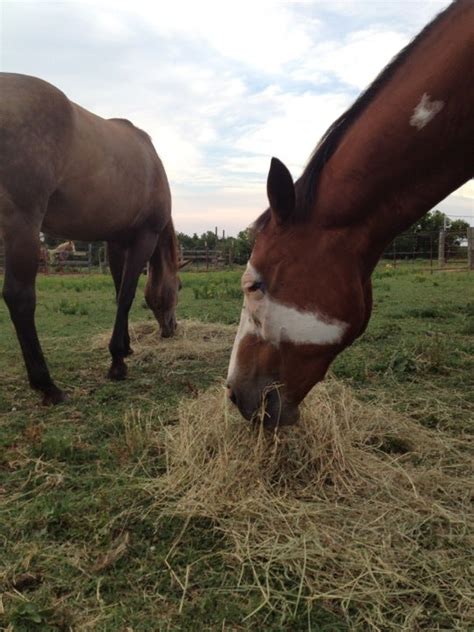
410,93,444,130
227,296,347,382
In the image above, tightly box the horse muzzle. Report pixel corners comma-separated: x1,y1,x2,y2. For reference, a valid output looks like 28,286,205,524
160,315,177,338
226,383,300,429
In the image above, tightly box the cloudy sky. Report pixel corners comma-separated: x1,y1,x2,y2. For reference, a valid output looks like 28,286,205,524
1,0,472,235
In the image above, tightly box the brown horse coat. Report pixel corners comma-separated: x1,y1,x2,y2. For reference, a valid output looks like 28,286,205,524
0,73,179,403
227,0,474,427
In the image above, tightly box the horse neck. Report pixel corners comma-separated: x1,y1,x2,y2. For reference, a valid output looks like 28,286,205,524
313,0,474,274
150,220,178,284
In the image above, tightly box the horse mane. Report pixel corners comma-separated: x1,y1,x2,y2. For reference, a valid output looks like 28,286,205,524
108,117,152,142
254,1,456,232
159,218,179,271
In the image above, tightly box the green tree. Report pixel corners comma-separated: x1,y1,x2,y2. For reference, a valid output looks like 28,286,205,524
232,229,253,263
386,210,469,260
200,230,218,249
413,209,446,233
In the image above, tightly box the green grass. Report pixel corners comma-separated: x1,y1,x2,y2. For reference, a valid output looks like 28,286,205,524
0,265,473,630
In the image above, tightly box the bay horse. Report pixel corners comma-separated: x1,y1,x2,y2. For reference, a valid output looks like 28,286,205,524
0,73,180,404
227,0,474,427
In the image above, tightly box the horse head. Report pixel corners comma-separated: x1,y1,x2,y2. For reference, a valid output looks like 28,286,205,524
226,158,372,428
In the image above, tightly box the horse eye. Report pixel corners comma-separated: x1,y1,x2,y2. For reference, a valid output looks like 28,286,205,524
248,281,265,293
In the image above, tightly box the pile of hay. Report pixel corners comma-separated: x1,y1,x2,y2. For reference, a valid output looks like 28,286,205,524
92,319,235,367
149,378,473,629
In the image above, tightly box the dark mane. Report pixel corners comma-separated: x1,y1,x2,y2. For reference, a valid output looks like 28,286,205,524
253,207,272,234
163,218,179,270
256,0,456,230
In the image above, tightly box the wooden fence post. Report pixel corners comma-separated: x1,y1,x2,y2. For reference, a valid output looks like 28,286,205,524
468,227,474,270
99,242,109,273
438,230,446,268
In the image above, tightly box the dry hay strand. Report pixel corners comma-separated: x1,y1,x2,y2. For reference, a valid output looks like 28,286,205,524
148,380,473,630
91,319,235,367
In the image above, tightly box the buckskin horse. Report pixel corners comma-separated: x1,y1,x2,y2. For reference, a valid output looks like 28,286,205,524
227,0,474,427
0,74,180,404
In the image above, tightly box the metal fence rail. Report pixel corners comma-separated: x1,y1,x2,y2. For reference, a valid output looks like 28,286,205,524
1,228,472,276
382,229,472,272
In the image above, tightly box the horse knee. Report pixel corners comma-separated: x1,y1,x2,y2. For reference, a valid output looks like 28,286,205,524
2,280,16,306
2,283,35,317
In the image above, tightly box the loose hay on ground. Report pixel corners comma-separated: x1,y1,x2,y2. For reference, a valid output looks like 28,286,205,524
91,319,236,367
94,319,472,627
147,379,473,630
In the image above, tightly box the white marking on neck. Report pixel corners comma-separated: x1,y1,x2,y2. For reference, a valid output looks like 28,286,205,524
410,93,444,130
227,262,348,381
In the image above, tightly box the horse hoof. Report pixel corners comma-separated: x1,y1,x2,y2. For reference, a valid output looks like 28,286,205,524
108,363,127,381
160,328,176,339
42,387,68,406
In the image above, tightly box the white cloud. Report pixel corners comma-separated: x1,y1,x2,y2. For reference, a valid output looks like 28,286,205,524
452,181,474,200
91,9,134,41
113,0,318,73
307,0,448,30
233,88,352,175
173,185,266,236
296,28,410,90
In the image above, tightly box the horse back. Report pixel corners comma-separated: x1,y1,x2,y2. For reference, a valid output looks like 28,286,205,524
0,73,171,241
47,104,171,239
67,105,169,211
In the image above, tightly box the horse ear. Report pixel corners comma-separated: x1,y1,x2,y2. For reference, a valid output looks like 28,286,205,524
267,157,295,224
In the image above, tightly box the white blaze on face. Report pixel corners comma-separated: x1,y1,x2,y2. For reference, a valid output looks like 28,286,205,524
409,93,444,130
226,300,258,383
227,262,348,382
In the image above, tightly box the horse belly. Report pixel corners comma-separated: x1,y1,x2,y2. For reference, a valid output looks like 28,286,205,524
42,186,148,242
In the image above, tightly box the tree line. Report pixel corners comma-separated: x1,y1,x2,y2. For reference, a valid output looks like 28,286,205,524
176,229,253,264
40,209,469,267
176,210,469,263
384,210,469,259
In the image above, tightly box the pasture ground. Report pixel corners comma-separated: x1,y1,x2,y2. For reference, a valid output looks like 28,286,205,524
0,266,473,631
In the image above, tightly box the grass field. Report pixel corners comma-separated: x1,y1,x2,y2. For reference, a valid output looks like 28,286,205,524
0,266,473,631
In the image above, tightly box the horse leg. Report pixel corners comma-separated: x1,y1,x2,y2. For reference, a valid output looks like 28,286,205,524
107,241,133,356
107,230,158,380
2,225,66,405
